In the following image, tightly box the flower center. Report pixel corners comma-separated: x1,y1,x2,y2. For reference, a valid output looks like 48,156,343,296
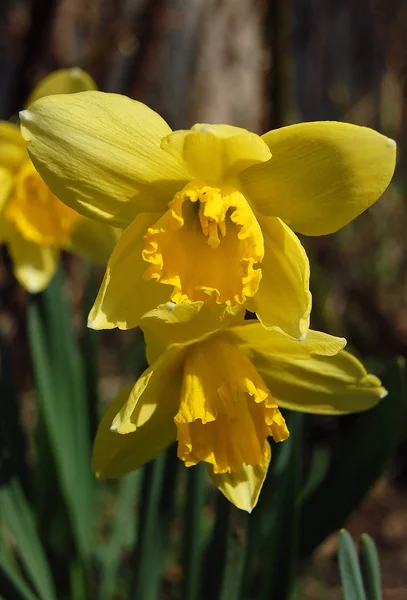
175,336,289,474
142,180,264,305
5,160,82,246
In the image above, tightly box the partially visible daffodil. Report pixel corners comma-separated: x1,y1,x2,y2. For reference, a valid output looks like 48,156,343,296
20,93,395,335
92,303,386,512
0,70,119,293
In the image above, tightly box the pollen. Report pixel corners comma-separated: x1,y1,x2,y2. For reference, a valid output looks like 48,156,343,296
142,180,264,305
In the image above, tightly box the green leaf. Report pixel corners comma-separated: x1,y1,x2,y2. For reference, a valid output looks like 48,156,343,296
299,444,330,503
359,534,382,600
199,482,247,600
201,491,231,599
0,553,40,600
97,473,141,600
182,463,206,600
256,411,303,600
27,269,94,562
0,479,56,600
220,510,249,600
300,359,406,557
131,448,179,600
338,530,366,600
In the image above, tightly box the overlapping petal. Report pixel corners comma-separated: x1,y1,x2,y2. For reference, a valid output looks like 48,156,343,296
0,167,14,213
68,218,120,265
92,345,185,478
110,344,185,433
88,213,171,330
162,124,271,183
0,121,27,172
140,301,245,349
240,122,396,235
227,322,346,361
26,67,97,106
7,227,59,293
20,92,190,226
92,382,173,480
207,441,271,512
254,345,385,415
246,216,311,338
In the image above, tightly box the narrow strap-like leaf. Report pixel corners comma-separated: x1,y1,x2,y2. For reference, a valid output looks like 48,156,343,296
201,491,231,599
131,449,179,600
0,479,56,600
359,534,382,600
27,269,94,562
257,411,303,600
338,530,366,600
219,510,249,600
98,473,141,600
182,462,206,600
0,553,40,600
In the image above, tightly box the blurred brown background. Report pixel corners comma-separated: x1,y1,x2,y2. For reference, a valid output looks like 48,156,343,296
1,0,407,597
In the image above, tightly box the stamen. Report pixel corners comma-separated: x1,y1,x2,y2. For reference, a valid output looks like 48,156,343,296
197,187,228,248
198,207,209,236
207,220,220,248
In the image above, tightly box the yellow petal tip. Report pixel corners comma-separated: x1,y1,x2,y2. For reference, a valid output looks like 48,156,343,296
380,389,389,399
298,333,307,341
19,110,33,142
110,424,118,432
387,138,396,149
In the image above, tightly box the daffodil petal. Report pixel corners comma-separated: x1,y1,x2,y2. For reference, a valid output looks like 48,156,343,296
254,348,386,415
20,91,190,226
143,330,169,366
111,345,185,434
240,122,396,235
0,167,14,213
92,378,176,480
68,218,120,265
207,441,271,512
26,67,97,106
142,302,245,368
7,228,59,293
0,121,26,172
140,301,245,347
246,216,311,339
88,213,171,330
161,123,271,183
228,322,346,361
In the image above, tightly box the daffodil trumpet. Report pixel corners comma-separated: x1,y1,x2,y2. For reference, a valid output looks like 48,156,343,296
20,92,396,334
0,69,118,293
92,303,386,512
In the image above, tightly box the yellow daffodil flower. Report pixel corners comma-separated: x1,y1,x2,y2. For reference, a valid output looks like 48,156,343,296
20,93,395,333
92,303,386,512
0,70,118,293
